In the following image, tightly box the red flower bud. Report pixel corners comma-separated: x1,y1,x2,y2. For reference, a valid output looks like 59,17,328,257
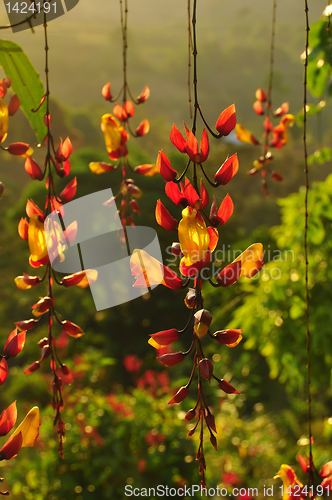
215,104,236,136
59,177,77,203
171,242,182,256
194,309,212,339
8,94,20,116
210,433,218,451
218,379,239,395
274,102,289,117
7,142,30,156
0,358,8,385
214,154,239,186
135,119,149,137
129,199,140,214
184,409,196,422
15,319,38,331
199,358,213,381
37,337,49,349
157,150,177,182
213,329,243,346
3,329,26,358
25,157,43,180
40,345,52,362
61,320,84,338
155,200,177,231
205,412,217,433
102,82,112,101
271,171,284,182
24,361,41,375
136,85,150,103
253,100,264,115
151,329,179,346
168,386,189,404
0,401,17,437
157,351,183,367
184,288,196,309
255,88,266,102
0,182,4,198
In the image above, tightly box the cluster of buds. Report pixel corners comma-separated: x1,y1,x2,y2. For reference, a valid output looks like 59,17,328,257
0,77,32,158
102,166,143,228
235,88,295,195
89,81,151,227
130,102,263,486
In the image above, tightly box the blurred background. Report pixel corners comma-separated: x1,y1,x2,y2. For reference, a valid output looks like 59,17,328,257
0,1,331,498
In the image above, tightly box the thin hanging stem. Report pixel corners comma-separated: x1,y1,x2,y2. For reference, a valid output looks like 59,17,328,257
264,0,277,155
303,0,313,487
192,0,198,135
187,0,193,119
120,0,128,103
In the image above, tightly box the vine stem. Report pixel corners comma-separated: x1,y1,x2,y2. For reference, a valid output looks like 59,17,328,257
192,0,198,136
187,0,193,119
264,0,276,156
303,0,313,487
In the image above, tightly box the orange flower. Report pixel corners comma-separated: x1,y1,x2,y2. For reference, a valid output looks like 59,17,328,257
270,114,295,149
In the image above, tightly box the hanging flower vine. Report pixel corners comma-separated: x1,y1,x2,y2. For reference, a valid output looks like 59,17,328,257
89,0,151,227
130,0,263,486
235,0,295,196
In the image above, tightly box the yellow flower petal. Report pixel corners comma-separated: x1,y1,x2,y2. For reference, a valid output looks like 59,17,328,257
178,207,210,265
8,407,40,448
14,276,32,290
232,243,263,278
0,97,9,142
28,215,48,263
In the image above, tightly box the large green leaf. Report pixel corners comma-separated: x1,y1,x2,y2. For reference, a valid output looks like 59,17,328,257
0,39,47,144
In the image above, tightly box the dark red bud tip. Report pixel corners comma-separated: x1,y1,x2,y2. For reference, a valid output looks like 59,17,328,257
205,413,217,433
184,288,196,309
199,358,213,381
168,386,189,404
24,361,40,374
40,345,52,362
194,309,212,327
210,433,218,451
184,409,196,422
171,242,182,256
218,379,239,395
37,337,49,348
271,171,284,182
60,364,70,375
157,352,184,367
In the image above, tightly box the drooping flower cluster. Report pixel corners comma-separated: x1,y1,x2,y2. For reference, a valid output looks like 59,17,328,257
0,77,33,159
13,73,98,458
89,1,152,227
130,103,263,486
236,88,295,195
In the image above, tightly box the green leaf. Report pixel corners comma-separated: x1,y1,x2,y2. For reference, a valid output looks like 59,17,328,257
0,39,47,143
